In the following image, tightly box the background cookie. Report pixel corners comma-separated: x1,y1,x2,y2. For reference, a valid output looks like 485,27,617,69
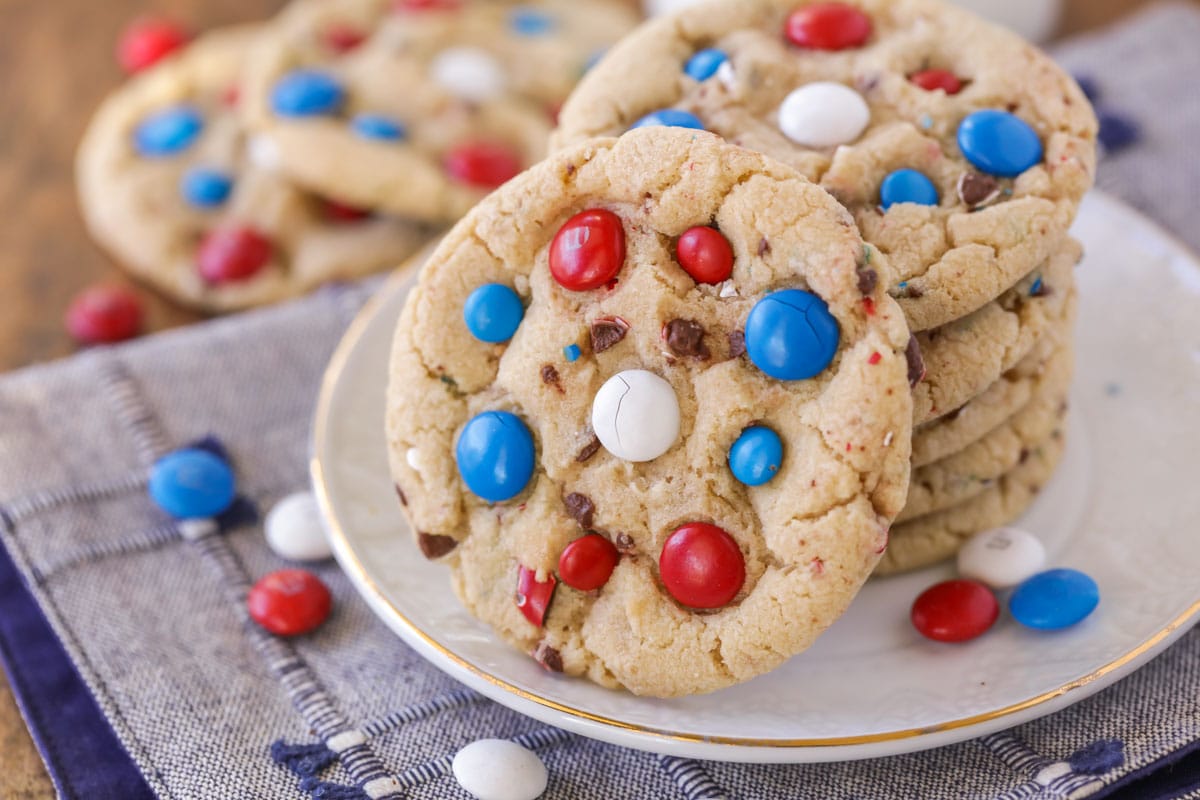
386,128,913,696
553,0,1097,331
77,26,430,312
241,0,638,224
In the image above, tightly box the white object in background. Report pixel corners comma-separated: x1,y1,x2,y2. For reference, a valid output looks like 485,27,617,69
949,0,1062,43
452,739,548,800
430,47,508,103
265,492,333,562
957,527,1047,589
644,0,706,15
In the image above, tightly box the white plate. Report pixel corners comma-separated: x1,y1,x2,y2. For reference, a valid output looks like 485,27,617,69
312,192,1200,763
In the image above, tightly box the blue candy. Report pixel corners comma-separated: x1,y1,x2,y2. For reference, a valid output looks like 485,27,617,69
880,169,939,210
729,426,784,486
456,411,536,502
685,48,728,82
744,289,840,381
463,284,524,343
270,70,345,118
631,108,706,131
957,110,1043,178
510,7,556,36
181,167,233,208
1009,568,1100,630
149,448,236,519
351,113,407,142
134,106,204,157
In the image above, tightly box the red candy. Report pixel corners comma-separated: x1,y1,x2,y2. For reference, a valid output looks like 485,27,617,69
64,285,143,345
910,69,964,95
549,209,626,292
558,534,619,591
197,226,273,284
322,198,372,223
322,25,366,54
516,565,557,627
676,226,734,284
444,140,523,189
247,569,332,636
785,3,872,51
660,523,745,609
117,18,189,74
911,579,999,643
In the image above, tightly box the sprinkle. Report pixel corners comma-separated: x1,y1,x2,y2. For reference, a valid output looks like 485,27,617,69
1029,276,1044,296
509,7,556,36
868,351,882,365
845,443,852,452
863,245,873,264
862,297,876,316
563,343,581,362
919,113,934,130
897,281,908,289
883,431,894,447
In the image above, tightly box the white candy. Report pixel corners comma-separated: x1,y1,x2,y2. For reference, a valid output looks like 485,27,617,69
452,739,548,800
431,47,507,103
247,134,282,171
644,0,707,15
957,526,1047,589
591,369,680,463
777,82,870,148
264,492,332,563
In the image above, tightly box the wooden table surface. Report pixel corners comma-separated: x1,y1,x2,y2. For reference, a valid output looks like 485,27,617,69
0,0,1175,795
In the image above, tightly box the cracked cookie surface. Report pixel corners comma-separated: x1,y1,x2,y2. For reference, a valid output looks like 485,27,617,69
386,128,912,696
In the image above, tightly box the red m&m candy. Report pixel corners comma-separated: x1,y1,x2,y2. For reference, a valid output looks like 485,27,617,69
785,3,872,51
247,569,332,636
65,285,143,345
117,18,190,74
322,25,366,54
197,226,273,284
549,209,626,291
910,69,964,95
445,140,523,189
516,565,557,627
558,534,619,591
660,522,745,609
911,579,999,643
676,226,734,284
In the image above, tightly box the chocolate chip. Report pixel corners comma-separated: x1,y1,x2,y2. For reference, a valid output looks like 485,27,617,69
902,283,924,299
565,163,576,177
1018,448,1030,464
614,532,636,554
728,329,746,359
856,265,878,295
905,336,926,387
418,533,458,560
757,237,771,256
540,364,563,392
665,319,710,359
563,492,595,529
590,317,629,353
533,641,563,672
957,172,1001,209
576,435,601,463
395,484,408,507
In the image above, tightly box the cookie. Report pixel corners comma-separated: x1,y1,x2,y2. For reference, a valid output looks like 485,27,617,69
553,0,1097,331
240,0,638,224
913,238,1078,425
875,427,1066,575
76,26,430,312
899,340,1072,522
386,128,913,697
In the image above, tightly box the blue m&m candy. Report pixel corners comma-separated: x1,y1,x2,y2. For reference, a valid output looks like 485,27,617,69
149,448,236,518
181,167,233,208
685,48,728,82
510,7,556,36
880,169,939,210
957,110,1043,177
270,70,345,118
134,105,204,156
464,283,524,343
350,113,407,141
744,289,840,380
729,426,784,486
456,411,536,502
1009,568,1100,630
631,109,706,131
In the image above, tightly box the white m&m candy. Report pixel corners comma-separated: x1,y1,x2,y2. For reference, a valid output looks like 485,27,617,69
452,739,548,800
591,369,680,462
778,82,870,148
265,492,333,563
431,47,507,103
957,527,1047,589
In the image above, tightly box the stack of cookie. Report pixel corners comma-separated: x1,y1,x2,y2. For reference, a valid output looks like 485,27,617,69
553,0,1097,575
77,0,639,312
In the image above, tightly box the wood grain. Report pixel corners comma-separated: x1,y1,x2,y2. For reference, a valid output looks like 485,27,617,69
0,0,1176,796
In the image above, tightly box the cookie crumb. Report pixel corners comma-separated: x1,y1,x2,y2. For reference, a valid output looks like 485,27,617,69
418,533,458,560
590,317,630,353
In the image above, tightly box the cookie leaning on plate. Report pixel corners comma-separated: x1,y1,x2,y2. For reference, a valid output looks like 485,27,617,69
76,26,430,312
553,0,1097,331
386,128,913,697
